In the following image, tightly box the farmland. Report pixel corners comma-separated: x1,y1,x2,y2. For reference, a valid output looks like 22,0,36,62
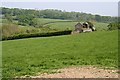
1,7,119,78
36,18,72,25
2,30,118,77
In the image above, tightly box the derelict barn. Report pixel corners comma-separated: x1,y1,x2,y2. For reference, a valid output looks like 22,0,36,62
72,22,96,34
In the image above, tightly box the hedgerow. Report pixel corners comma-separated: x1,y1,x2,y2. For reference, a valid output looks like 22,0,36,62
2,30,72,40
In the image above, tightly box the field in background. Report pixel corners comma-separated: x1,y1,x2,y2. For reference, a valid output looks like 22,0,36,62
36,18,72,25
93,22,108,31
27,18,108,32
2,30,118,77
34,18,109,31
35,18,109,30
44,21,108,31
44,22,77,30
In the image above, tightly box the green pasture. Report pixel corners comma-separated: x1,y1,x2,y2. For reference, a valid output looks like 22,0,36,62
44,21,108,31
2,30,118,77
36,18,72,25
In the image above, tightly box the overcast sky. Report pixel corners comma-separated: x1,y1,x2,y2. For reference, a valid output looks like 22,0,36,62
1,1,119,17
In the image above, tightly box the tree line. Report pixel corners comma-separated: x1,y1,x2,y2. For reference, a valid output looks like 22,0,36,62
1,7,118,27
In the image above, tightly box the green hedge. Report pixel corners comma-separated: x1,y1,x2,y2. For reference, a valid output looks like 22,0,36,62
2,30,72,41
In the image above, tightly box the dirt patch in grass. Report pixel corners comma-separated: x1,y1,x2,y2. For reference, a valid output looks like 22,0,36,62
28,66,119,78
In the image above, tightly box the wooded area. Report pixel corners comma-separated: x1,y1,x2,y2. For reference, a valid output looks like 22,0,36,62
1,7,118,27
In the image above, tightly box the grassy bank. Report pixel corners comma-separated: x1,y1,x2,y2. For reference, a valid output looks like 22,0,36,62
2,30,118,77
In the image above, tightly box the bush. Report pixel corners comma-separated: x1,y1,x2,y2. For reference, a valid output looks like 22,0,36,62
107,22,120,30
2,23,20,38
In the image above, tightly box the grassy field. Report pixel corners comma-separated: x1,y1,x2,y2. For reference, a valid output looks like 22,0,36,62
36,18,72,26
92,22,108,31
2,30,118,77
33,18,109,31
44,22,77,30
44,21,108,31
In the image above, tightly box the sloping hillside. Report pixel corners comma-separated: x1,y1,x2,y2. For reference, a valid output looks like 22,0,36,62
2,30,118,77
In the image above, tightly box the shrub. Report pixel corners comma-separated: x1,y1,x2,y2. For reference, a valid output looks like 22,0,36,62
2,23,20,38
107,22,120,30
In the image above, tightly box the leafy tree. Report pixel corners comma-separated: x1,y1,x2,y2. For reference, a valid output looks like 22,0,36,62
95,15,101,22
4,14,13,22
30,18,39,27
17,14,34,26
107,22,120,30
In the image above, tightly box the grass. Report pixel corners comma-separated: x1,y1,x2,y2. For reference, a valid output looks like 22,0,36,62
36,18,72,26
44,21,108,31
93,22,108,31
44,22,78,30
2,30,118,77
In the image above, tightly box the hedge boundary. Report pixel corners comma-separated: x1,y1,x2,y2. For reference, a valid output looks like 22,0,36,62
2,30,72,41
